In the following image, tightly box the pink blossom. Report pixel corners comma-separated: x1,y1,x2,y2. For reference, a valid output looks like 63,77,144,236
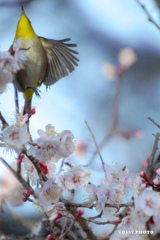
59,165,90,191
104,164,131,189
2,124,29,151
135,188,160,217
28,125,75,163
0,38,28,94
21,157,39,187
35,180,62,206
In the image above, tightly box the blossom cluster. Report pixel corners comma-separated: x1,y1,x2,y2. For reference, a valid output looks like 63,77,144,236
1,110,160,239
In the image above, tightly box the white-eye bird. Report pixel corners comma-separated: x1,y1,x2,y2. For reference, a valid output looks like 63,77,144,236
9,6,78,114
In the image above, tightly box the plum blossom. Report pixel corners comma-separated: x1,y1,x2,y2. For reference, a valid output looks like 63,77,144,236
87,174,127,220
28,124,75,163
87,183,118,212
149,214,160,235
104,164,131,189
59,165,90,191
102,47,136,80
119,207,148,232
156,168,160,176
2,124,29,151
46,162,56,179
118,48,137,69
0,38,28,94
21,157,39,187
101,62,117,80
135,188,160,217
35,179,62,206
134,174,149,198
45,202,64,220
16,109,28,127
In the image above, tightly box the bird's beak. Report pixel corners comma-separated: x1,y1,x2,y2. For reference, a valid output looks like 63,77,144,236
21,5,24,13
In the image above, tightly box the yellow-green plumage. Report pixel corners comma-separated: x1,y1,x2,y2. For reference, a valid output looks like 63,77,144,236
11,7,78,114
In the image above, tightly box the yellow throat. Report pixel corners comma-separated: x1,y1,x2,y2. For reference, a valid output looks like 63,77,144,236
14,7,36,40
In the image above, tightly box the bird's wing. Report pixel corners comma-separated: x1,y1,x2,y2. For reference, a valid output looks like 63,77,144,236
39,37,79,87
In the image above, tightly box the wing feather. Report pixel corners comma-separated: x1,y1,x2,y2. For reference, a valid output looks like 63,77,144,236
39,37,79,87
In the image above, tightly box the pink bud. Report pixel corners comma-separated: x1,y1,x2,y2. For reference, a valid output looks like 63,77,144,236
77,209,84,217
140,171,147,180
27,189,33,196
20,154,25,159
31,107,36,115
22,198,27,202
17,159,22,164
47,234,55,240
54,213,62,222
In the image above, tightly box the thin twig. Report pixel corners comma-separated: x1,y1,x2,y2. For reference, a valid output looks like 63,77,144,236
106,224,119,240
86,219,120,225
85,120,105,172
148,117,160,129
146,133,160,182
58,217,77,240
89,76,124,164
111,77,123,130
148,132,160,166
0,156,34,192
136,0,160,30
64,204,97,240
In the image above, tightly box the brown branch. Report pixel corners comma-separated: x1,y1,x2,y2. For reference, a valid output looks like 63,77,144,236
146,118,160,182
105,224,119,240
86,218,120,225
148,117,160,129
60,198,134,212
85,120,105,172
88,75,125,164
136,0,160,30
64,203,97,240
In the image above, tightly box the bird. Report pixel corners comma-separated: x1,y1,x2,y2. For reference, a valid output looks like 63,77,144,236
9,6,78,115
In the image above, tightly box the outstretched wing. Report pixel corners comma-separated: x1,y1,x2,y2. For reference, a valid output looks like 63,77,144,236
39,37,79,87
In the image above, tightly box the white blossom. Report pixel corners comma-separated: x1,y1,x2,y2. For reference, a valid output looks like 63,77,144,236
21,157,39,187
59,165,90,191
45,202,64,220
0,38,28,94
35,179,62,206
133,174,147,198
104,164,131,189
2,124,29,151
135,188,160,217
28,124,75,163
118,48,137,69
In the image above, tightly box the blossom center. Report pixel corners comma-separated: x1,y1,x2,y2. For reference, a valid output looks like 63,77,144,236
73,175,80,183
10,131,19,140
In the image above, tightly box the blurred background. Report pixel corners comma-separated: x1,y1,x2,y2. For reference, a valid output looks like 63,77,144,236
1,0,160,237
